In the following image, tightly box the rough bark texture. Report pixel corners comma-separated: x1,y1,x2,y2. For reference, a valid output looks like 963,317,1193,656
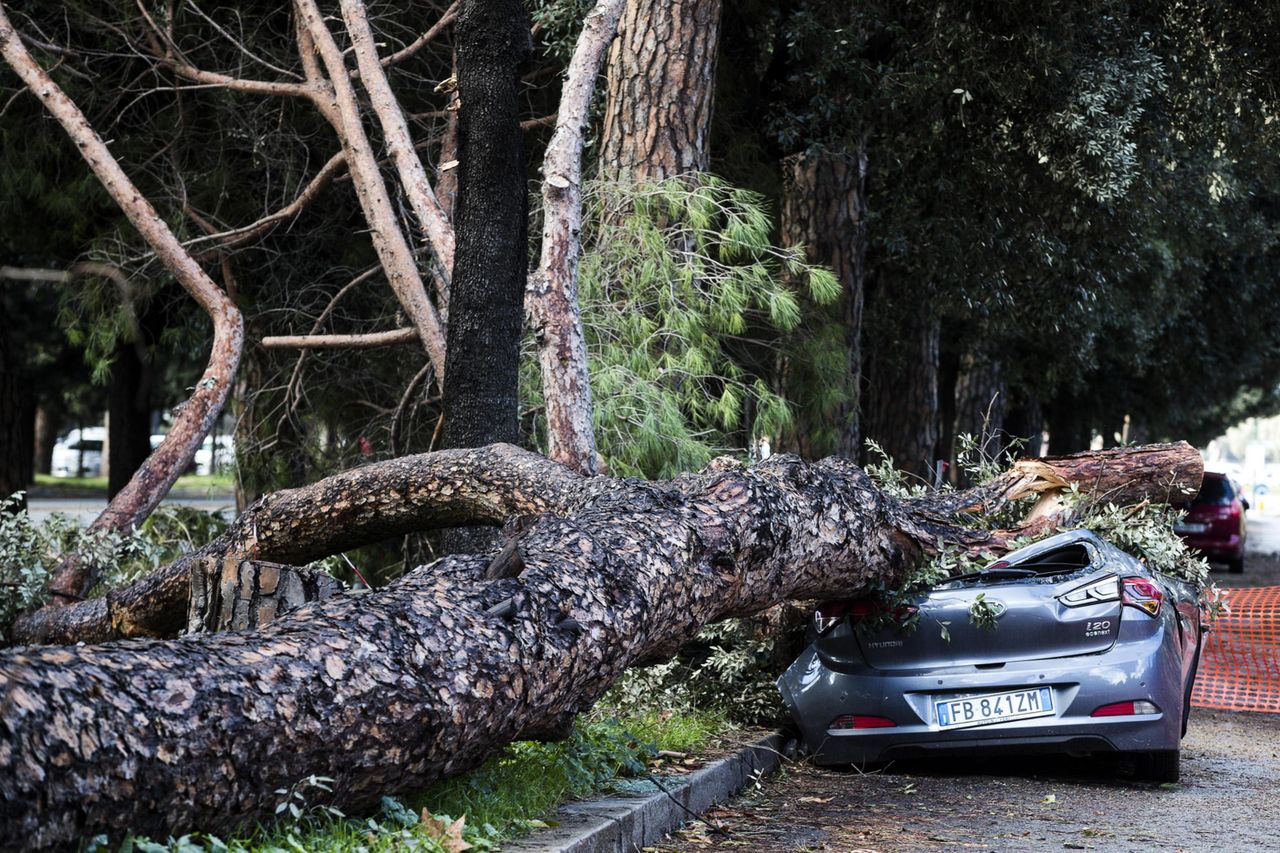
781,147,868,459
188,560,343,633
441,0,530,456
10,445,577,646
528,0,625,476
0,9,245,598
0,441,1201,848
598,0,722,181
863,312,941,480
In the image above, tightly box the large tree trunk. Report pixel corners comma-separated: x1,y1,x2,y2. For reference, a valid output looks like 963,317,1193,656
598,0,722,181
528,0,626,476
439,0,531,553
0,441,1201,848
863,310,942,481
780,147,868,459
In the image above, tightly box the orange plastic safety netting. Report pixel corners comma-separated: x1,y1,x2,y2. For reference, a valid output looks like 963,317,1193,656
1191,586,1280,713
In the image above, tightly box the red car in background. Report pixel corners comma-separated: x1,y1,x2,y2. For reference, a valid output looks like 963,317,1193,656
1174,471,1248,573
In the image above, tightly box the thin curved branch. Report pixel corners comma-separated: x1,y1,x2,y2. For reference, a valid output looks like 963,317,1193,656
294,0,448,384
375,1,459,69
182,149,348,258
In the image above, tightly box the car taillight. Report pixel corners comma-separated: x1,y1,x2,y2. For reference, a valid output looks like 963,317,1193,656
1091,700,1160,717
830,714,897,729
1121,577,1164,616
813,599,876,634
1059,575,1120,607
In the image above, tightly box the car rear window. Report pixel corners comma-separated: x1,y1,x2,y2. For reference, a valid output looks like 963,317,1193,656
1193,477,1233,505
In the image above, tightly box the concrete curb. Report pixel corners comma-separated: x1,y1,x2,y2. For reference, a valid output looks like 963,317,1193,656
503,732,786,853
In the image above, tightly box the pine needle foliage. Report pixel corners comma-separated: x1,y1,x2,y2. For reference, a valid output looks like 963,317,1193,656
524,175,842,479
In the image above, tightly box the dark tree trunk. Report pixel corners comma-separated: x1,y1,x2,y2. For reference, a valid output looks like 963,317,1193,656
780,147,867,459
952,346,1007,482
107,341,154,499
32,403,59,477
0,442,1203,848
862,310,941,481
0,321,35,509
440,0,532,551
442,0,529,453
599,0,722,181
1046,394,1091,455
1004,394,1044,458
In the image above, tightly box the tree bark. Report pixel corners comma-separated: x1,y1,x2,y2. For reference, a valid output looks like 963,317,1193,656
0,319,35,508
440,0,531,505
0,441,1202,848
863,311,942,481
528,0,626,476
106,341,154,500
32,403,58,477
780,147,868,459
0,9,245,598
951,345,1007,482
598,0,722,181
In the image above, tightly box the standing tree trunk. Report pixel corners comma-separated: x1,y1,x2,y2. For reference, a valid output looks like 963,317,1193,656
951,345,1007,481
863,310,941,481
106,341,154,500
439,0,532,549
32,403,59,477
781,146,868,459
0,320,35,508
598,0,722,181
528,0,626,476
0,442,1203,848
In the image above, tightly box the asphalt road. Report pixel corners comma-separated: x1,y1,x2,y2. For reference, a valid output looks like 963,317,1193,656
24,495,235,525
656,709,1280,852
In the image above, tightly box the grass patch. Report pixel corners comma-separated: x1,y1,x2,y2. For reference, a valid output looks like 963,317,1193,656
31,473,235,496
107,707,733,853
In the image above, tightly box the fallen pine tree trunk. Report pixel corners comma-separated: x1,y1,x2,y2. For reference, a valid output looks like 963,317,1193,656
0,442,1201,848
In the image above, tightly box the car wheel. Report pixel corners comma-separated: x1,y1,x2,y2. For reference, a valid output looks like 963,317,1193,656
1228,556,1244,574
1134,749,1180,783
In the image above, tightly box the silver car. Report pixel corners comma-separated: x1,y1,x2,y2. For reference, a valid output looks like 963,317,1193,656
778,529,1205,782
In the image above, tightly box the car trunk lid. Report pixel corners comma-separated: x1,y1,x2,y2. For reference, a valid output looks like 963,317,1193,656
856,550,1124,670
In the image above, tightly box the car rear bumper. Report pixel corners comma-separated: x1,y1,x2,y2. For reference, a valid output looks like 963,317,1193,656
778,626,1184,766
1178,532,1243,561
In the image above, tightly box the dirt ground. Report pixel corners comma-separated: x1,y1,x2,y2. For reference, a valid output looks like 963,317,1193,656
652,519,1280,853
653,711,1280,853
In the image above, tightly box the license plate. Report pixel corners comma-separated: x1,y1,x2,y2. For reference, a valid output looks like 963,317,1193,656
935,687,1054,730
1174,522,1208,534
